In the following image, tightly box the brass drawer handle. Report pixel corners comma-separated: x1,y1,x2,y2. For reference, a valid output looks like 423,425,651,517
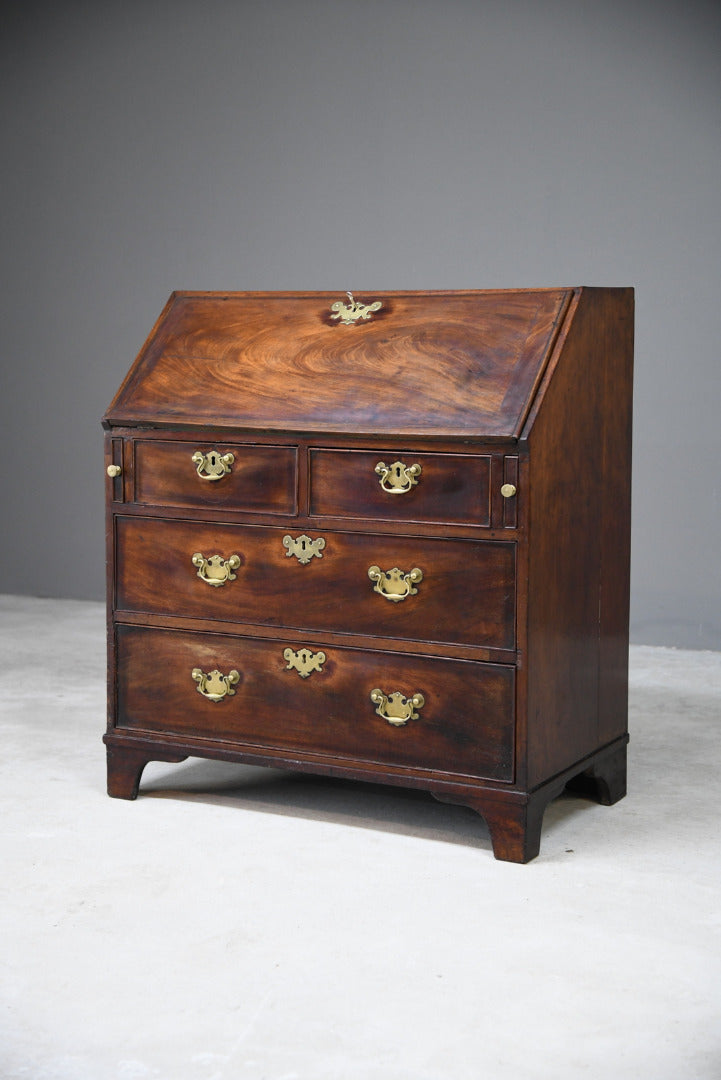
375,460,421,494
368,565,422,602
191,667,239,701
191,449,235,481
106,464,122,478
283,534,326,564
191,552,241,587
370,688,425,727
330,291,382,325
501,483,517,498
284,647,326,678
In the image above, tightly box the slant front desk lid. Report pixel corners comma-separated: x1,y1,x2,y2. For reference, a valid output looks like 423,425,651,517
105,289,575,438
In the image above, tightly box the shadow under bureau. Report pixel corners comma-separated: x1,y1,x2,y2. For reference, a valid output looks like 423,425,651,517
103,288,633,862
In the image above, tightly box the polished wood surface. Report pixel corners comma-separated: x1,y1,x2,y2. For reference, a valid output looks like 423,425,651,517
133,439,297,514
115,516,516,649
116,625,515,781
309,448,492,525
104,286,633,862
105,290,571,437
523,287,634,785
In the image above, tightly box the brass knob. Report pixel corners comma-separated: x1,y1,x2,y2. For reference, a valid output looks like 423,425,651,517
106,464,122,478
501,483,517,498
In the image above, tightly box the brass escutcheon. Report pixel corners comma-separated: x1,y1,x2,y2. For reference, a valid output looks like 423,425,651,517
330,291,382,325
284,647,326,679
191,449,235,481
375,460,422,494
368,565,423,603
191,667,240,701
283,534,326,565
191,552,241,586
370,688,425,727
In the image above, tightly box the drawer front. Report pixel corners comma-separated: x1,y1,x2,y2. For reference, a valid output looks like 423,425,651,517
133,440,297,514
309,449,491,526
115,625,515,781
115,517,516,649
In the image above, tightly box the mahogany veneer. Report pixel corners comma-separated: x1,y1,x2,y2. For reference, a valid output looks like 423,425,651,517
103,288,633,861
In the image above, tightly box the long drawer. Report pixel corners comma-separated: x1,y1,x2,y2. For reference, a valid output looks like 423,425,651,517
115,625,515,781
115,516,516,649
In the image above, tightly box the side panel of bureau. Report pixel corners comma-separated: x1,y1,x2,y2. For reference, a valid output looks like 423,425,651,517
114,624,516,781
523,288,633,785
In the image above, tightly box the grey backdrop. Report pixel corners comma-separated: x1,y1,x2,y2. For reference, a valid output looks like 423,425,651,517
1,0,720,649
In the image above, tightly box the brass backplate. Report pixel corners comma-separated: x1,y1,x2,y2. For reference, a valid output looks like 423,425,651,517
368,565,423,602
330,291,382,325
283,647,326,678
282,534,326,565
191,449,235,481
370,688,425,726
191,667,240,701
374,460,422,494
191,552,241,586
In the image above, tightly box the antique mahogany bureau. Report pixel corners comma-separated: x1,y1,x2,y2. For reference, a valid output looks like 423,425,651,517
103,288,633,862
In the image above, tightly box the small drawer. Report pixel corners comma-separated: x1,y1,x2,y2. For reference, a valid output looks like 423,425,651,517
132,440,297,514
115,517,516,650
309,449,491,526
115,625,515,782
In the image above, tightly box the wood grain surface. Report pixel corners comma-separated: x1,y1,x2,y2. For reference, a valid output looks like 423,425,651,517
115,516,516,649
309,448,492,525
105,290,571,437
133,439,297,514
115,624,516,781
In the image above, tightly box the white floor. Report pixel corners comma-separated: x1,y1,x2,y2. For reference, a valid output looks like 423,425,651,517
1,595,719,1080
